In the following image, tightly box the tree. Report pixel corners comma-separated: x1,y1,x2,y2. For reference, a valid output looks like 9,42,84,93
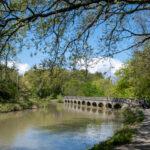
114,42,150,99
0,64,20,101
23,67,70,98
0,0,150,67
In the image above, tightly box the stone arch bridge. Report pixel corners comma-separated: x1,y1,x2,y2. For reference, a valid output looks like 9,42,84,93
63,96,138,109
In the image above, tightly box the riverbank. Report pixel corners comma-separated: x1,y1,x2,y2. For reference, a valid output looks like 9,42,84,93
0,99,49,113
116,109,150,150
89,108,145,150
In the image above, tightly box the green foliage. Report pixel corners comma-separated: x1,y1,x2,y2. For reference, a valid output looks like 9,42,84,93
23,68,113,98
0,65,20,102
0,80,19,101
123,108,145,125
47,94,55,100
63,71,113,97
0,63,114,104
123,108,137,125
0,99,49,113
23,68,69,99
82,82,104,97
114,42,150,99
135,109,145,124
57,94,64,103
64,79,84,96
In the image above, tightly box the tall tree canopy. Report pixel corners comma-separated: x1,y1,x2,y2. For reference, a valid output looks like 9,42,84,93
0,0,150,67
114,42,150,99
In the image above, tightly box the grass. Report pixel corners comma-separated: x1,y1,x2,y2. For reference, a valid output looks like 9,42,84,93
0,99,49,113
89,107,145,150
123,107,145,125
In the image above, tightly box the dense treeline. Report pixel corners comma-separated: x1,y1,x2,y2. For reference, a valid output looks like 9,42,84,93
114,43,150,101
0,64,30,102
23,68,113,99
0,64,19,101
0,64,114,101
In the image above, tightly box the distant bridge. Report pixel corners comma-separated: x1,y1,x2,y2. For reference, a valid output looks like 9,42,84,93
63,96,139,109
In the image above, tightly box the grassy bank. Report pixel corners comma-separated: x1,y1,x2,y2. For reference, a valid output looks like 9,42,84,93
0,95,64,113
0,99,49,113
45,94,64,103
89,108,145,150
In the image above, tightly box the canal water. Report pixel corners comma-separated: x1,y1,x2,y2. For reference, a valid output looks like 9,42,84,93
0,103,123,150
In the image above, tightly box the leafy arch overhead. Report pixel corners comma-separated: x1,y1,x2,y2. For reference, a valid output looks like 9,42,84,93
0,0,150,67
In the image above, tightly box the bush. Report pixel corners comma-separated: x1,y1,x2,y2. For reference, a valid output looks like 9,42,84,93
123,108,145,125
47,94,55,100
135,109,145,123
57,94,64,103
0,81,19,101
19,101,32,109
123,108,136,125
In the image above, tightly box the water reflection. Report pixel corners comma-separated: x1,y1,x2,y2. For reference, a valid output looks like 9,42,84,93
0,103,123,150
63,103,119,120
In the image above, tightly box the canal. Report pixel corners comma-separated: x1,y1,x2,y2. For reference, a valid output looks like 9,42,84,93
0,103,123,150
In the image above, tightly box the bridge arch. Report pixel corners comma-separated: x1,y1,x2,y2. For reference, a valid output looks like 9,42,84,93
114,103,122,109
98,103,104,107
106,103,112,108
82,101,86,105
68,100,70,103
78,101,81,105
74,100,77,104
92,102,97,107
87,101,91,106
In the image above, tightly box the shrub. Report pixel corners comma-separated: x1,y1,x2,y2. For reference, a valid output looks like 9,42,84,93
0,81,19,101
123,108,136,125
57,94,64,103
135,109,145,123
47,94,55,100
123,108,144,125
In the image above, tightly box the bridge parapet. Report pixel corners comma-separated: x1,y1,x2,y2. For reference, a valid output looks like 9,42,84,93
64,96,137,102
63,96,139,109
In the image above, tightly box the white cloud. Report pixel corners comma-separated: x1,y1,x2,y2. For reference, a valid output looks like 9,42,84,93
16,63,31,75
3,57,122,77
6,61,30,75
78,57,123,77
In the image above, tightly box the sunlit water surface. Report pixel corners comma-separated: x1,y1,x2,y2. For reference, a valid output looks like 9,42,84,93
0,103,123,150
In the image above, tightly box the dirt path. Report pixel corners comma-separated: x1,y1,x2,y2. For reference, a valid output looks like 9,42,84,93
116,109,150,150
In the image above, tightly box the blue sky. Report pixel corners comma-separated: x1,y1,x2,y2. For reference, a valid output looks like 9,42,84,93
15,44,132,76
17,46,131,66
17,27,133,68
15,34,133,76
15,21,134,75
